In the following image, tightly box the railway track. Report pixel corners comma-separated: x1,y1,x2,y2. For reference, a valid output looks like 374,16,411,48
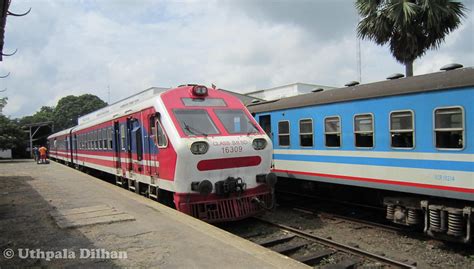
248,217,417,268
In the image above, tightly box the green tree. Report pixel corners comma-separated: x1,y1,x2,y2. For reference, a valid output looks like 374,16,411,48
19,106,55,126
356,0,467,76
53,94,107,130
0,115,25,151
0,97,7,113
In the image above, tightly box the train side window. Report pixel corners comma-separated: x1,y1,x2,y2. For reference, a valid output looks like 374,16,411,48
155,119,168,148
325,116,341,147
434,107,464,149
278,121,290,147
354,114,374,148
87,133,91,150
120,125,126,151
299,119,313,147
102,129,107,150
98,129,103,150
108,127,113,149
94,130,98,150
390,111,414,149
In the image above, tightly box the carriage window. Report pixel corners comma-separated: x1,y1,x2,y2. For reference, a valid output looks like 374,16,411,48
102,129,107,150
278,121,290,146
215,109,259,134
354,114,374,148
88,133,91,150
299,119,313,147
325,116,341,147
95,130,99,150
434,107,464,149
98,129,103,149
390,111,414,148
174,109,219,136
120,125,126,150
108,127,113,149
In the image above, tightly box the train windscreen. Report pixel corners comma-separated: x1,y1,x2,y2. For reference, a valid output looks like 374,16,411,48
215,109,259,134
173,109,219,136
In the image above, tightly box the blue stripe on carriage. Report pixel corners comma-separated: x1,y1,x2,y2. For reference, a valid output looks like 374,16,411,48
273,154,474,172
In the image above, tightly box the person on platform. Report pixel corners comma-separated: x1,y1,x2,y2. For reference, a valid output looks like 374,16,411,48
33,146,39,162
38,145,48,164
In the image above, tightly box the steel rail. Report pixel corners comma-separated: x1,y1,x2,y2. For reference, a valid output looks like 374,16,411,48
254,217,417,269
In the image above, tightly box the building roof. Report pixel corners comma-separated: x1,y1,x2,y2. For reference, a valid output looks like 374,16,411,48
219,88,265,106
248,67,474,113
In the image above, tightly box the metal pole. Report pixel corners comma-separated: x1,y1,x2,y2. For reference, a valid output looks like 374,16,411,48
29,126,33,158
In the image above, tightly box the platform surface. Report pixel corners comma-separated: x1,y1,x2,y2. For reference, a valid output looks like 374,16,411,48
0,160,307,268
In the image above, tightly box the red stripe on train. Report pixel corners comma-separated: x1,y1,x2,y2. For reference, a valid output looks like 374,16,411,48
197,156,261,171
272,169,474,194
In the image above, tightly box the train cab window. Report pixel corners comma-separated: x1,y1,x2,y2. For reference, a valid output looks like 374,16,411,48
390,111,414,148
299,119,313,147
354,114,374,148
278,121,290,147
155,120,168,147
173,109,219,136
325,116,341,147
434,107,464,149
120,125,126,150
215,109,259,134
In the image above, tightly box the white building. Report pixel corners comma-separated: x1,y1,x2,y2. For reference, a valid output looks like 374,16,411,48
0,149,12,159
245,82,335,101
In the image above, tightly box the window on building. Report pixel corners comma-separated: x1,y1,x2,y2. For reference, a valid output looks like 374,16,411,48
325,116,341,147
299,119,313,147
434,107,464,149
278,121,290,146
390,111,414,148
354,114,374,148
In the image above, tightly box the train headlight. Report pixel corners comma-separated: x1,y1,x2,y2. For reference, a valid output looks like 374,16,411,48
192,85,208,96
252,138,267,150
190,141,209,155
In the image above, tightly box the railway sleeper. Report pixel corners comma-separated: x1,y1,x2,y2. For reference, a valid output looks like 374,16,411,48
269,241,307,255
292,249,335,265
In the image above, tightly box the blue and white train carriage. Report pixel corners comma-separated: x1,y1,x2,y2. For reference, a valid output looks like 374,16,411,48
249,66,473,243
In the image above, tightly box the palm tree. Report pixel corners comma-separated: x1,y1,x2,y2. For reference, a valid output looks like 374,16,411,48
356,0,467,77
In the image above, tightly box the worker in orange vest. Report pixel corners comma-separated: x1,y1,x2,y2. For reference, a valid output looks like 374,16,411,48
38,145,48,164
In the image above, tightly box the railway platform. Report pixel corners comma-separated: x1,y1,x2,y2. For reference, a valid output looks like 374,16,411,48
0,160,307,268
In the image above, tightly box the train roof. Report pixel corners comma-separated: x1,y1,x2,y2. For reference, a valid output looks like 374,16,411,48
78,87,169,125
248,67,474,113
47,127,75,139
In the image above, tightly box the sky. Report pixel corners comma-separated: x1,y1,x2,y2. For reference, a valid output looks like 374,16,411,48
1,0,473,118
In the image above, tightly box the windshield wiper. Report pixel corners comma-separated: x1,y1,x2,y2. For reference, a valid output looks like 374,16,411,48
183,121,208,137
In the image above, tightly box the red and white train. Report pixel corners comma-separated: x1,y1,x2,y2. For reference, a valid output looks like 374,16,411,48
48,85,276,222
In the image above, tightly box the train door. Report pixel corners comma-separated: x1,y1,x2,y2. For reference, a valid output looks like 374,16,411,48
73,134,78,165
130,118,144,174
259,115,272,139
147,114,159,177
126,118,133,173
113,121,122,173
